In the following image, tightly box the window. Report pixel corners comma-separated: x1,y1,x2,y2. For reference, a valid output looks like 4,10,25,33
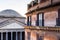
28,4,32,9
56,18,60,26
37,34,43,40
34,0,38,3
27,32,31,40
36,13,44,26
35,0,47,3
56,9,60,26
27,16,31,26
38,0,41,3
40,0,47,3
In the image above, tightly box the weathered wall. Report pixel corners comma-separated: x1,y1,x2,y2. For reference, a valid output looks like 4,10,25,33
25,29,60,40
44,11,58,27
31,14,37,26
44,32,59,40
25,29,37,40
31,31,37,40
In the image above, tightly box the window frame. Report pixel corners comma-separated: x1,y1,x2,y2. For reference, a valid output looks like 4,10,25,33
36,12,44,26
27,16,31,26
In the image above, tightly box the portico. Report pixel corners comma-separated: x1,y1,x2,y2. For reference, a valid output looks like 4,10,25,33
0,29,25,40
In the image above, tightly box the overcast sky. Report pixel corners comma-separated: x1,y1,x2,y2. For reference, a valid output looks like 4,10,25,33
0,0,32,17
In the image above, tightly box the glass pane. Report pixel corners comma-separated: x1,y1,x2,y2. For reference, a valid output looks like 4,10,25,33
39,20,42,26
39,13,42,20
39,13,43,26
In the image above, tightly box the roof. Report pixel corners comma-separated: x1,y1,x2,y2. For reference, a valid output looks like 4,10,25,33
0,9,22,17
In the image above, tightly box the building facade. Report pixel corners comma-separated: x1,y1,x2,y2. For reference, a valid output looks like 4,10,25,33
25,0,60,40
0,9,25,40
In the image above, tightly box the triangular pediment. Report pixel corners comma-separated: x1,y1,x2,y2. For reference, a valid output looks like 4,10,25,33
0,19,26,28
0,23,24,29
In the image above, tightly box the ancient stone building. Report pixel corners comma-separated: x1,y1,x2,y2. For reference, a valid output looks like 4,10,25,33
25,0,60,40
0,9,25,40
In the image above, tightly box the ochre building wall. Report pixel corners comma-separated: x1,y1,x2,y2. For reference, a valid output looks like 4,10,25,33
25,29,60,40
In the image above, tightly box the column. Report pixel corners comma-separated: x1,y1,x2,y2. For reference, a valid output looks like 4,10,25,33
0,32,1,40
20,32,22,40
6,32,8,40
1,32,3,40
16,32,17,40
11,32,12,40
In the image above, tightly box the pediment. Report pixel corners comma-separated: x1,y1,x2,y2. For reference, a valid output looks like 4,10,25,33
0,19,26,28
0,23,24,29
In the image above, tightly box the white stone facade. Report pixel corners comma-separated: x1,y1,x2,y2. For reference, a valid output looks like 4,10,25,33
0,9,26,40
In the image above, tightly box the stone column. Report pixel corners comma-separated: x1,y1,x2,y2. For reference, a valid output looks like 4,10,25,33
0,32,1,40
11,32,12,40
16,32,17,40
20,32,22,40
6,32,8,40
1,32,3,40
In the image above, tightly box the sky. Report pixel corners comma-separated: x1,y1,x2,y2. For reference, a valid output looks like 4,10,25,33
0,0,32,17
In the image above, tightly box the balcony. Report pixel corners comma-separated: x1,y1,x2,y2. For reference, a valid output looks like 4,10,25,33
25,26,60,32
